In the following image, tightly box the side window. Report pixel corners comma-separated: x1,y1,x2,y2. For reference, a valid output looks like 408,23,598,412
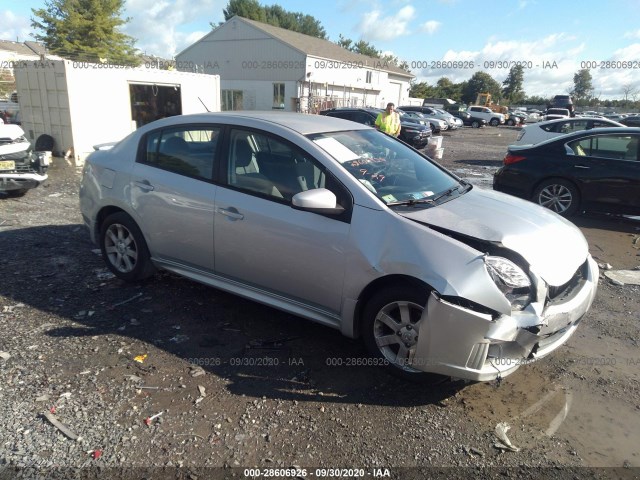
352,112,374,126
142,126,219,180
568,135,637,160
469,107,479,113
226,129,350,209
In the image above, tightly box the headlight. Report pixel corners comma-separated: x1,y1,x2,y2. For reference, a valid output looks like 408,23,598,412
485,256,532,311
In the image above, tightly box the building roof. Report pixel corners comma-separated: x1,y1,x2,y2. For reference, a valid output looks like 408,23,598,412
0,40,47,57
184,16,413,78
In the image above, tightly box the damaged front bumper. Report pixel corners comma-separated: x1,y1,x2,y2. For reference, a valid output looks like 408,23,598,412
0,172,49,192
413,255,598,382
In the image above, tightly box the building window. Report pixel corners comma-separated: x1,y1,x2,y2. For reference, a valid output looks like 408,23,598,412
365,71,372,84
222,90,243,111
273,83,285,109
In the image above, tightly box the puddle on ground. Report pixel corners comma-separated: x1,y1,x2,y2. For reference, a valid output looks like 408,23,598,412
458,323,640,467
452,168,497,189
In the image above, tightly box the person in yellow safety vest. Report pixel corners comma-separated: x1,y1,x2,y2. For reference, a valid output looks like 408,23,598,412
375,103,401,137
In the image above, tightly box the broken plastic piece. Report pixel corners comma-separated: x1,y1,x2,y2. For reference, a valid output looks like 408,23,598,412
144,411,163,426
494,422,520,452
42,411,79,441
91,449,102,459
133,354,148,363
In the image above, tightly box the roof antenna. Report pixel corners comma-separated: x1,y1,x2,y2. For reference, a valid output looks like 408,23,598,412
198,97,210,112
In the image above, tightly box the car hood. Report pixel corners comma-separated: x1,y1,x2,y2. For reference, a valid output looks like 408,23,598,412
399,188,588,286
0,124,31,158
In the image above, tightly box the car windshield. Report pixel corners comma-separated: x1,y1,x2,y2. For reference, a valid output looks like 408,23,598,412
309,129,465,207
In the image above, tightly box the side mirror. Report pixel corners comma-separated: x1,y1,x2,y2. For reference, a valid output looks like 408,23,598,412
292,188,344,214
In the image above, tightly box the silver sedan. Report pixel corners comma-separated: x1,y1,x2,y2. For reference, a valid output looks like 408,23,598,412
80,112,598,382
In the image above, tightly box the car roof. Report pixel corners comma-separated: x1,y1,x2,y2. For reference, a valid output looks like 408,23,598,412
135,111,371,136
532,117,625,128
512,127,640,150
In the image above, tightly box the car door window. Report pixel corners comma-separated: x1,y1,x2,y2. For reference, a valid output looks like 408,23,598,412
143,126,219,180
568,135,638,160
352,112,375,126
226,128,351,208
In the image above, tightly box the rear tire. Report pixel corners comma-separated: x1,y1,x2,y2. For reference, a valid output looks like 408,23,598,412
100,212,156,281
362,284,446,383
471,120,480,128
532,178,580,217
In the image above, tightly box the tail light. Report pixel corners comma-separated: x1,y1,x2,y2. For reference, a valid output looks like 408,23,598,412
504,153,527,165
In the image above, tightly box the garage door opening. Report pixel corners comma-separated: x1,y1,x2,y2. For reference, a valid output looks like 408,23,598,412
129,83,182,128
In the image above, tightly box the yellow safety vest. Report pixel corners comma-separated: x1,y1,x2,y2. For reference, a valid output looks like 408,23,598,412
375,112,400,136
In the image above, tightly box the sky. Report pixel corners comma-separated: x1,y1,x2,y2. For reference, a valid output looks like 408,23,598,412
3,0,640,100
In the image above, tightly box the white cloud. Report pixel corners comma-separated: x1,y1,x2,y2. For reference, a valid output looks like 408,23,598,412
624,29,640,39
122,0,223,57
411,33,593,98
357,5,415,41
0,10,33,43
420,20,441,35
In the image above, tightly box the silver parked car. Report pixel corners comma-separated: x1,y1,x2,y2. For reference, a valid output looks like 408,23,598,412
80,112,598,382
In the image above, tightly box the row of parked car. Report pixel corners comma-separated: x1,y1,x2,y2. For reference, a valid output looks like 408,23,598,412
318,105,494,149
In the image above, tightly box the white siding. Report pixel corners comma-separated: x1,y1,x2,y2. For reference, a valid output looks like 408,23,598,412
177,20,306,82
176,18,413,112
15,60,220,166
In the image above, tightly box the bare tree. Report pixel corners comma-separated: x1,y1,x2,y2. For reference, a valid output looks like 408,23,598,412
622,83,638,106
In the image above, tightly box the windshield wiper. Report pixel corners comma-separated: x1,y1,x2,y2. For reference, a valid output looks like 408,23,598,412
386,198,435,207
431,184,463,203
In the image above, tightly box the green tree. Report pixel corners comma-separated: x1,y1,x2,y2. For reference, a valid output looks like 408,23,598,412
223,0,266,22
409,81,436,98
220,0,326,39
433,77,463,101
336,35,410,73
571,69,594,104
31,0,139,64
502,64,525,104
462,71,502,104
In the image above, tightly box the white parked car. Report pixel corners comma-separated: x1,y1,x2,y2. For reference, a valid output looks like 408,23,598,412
513,117,626,145
80,112,598,382
0,124,49,196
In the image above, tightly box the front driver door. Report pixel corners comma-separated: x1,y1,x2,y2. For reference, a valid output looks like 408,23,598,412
213,128,352,315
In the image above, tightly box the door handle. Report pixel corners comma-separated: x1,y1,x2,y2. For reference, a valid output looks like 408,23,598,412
134,180,155,191
217,207,244,220
573,165,590,169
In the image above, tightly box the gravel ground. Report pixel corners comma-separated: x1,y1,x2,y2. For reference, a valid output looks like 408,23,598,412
1,125,639,479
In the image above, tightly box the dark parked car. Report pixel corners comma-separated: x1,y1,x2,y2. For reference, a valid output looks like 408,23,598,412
548,95,575,117
494,127,640,216
451,111,487,128
319,108,431,148
620,116,640,127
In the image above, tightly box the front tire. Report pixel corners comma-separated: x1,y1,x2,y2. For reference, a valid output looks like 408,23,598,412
471,120,480,128
489,118,500,127
100,212,156,281
532,178,580,217
362,284,445,383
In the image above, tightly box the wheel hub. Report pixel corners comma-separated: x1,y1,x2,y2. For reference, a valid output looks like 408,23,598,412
116,240,127,254
398,325,418,347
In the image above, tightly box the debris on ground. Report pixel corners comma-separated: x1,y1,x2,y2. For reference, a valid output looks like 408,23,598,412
494,422,520,452
604,270,640,286
42,411,80,441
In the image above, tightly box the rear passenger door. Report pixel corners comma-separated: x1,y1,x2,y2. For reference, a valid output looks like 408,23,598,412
213,128,352,314
567,134,640,212
130,124,220,272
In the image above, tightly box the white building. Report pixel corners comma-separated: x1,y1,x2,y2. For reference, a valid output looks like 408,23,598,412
176,16,414,113
15,59,220,166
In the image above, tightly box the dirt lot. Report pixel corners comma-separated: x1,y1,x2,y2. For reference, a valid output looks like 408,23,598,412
1,126,639,479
